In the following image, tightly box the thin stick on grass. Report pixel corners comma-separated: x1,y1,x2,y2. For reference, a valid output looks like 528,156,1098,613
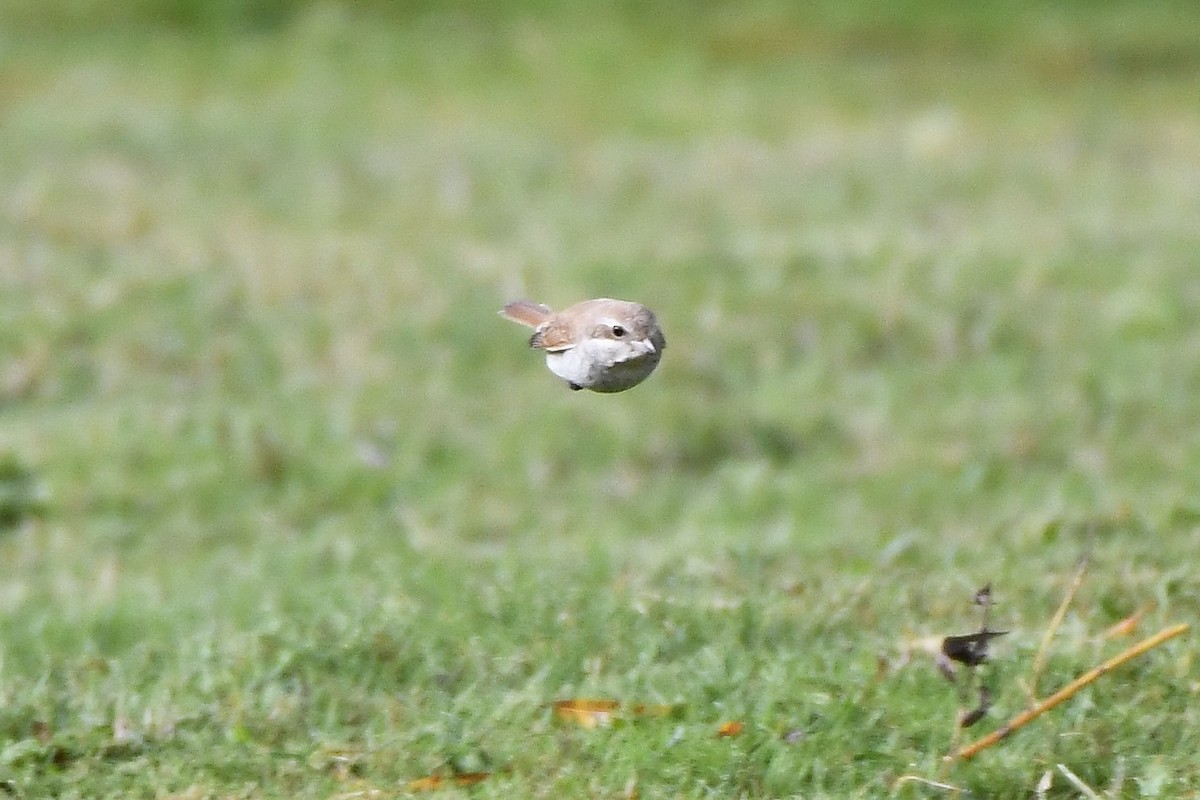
947,622,1189,762
939,707,963,781
1027,548,1090,700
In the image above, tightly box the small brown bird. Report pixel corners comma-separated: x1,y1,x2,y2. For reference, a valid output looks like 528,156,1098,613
500,298,665,392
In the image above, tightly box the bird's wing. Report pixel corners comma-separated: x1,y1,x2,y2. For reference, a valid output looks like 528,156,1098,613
529,319,575,352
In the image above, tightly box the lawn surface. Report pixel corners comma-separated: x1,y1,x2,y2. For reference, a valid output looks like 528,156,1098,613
2,1,1200,797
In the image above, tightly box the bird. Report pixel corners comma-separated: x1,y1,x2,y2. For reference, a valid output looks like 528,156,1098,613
500,297,665,393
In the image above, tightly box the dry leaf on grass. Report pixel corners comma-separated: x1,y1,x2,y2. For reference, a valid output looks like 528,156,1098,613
552,699,680,728
716,721,744,737
405,772,491,792
552,699,620,728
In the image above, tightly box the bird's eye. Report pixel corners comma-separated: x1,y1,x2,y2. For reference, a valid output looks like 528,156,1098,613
611,325,626,337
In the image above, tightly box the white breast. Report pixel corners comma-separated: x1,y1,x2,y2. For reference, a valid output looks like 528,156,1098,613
544,337,661,393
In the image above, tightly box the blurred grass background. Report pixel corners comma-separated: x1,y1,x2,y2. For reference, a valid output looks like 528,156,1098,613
2,0,1200,796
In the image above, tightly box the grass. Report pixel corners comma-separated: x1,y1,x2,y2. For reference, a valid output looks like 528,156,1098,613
2,1,1200,796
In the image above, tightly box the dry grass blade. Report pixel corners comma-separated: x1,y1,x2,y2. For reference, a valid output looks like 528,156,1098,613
1028,552,1089,701
1056,764,1101,800
892,774,965,794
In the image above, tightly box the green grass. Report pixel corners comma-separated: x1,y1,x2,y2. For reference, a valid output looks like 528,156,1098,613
2,1,1200,796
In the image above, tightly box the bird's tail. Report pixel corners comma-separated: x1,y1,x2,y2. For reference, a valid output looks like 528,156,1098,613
499,299,553,328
